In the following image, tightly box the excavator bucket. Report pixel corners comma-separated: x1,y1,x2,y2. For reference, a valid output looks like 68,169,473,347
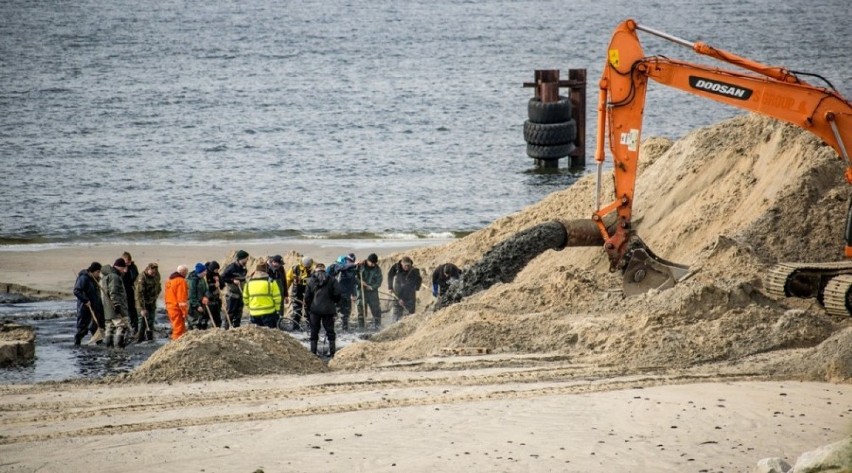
621,237,691,296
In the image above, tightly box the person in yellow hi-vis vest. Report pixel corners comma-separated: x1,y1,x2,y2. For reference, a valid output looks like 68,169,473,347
242,262,282,329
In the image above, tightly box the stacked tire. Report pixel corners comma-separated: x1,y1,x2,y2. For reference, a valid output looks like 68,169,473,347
524,95,576,161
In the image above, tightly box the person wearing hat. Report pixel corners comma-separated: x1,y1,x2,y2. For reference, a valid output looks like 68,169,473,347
120,251,140,339
305,262,341,357
134,262,161,342
242,262,282,329
327,253,358,331
285,256,314,331
164,265,189,340
99,258,131,347
356,253,383,331
266,254,288,317
205,261,224,328
72,262,104,345
187,263,210,330
221,250,249,328
387,256,422,322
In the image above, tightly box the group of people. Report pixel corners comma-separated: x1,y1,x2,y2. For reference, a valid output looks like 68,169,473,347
73,249,462,358
73,252,159,347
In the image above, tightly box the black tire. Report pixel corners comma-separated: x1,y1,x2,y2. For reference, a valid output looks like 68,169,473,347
523,119,577,146
526,142,576,160
528,96,572,124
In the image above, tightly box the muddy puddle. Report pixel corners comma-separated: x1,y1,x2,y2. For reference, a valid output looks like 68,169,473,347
0,300,371,384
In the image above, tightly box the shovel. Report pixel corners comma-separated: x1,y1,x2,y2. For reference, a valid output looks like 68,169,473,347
87,305,104,345
140,308,153,342
204,304,217,329
222,305,234,329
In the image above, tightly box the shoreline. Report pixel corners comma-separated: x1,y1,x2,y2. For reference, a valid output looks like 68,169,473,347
0,238,451,297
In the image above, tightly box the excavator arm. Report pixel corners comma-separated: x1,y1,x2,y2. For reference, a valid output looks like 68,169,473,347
592,19,852,299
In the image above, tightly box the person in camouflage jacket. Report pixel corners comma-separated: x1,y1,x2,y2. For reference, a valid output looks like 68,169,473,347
134,262,161,342
99,258,130,348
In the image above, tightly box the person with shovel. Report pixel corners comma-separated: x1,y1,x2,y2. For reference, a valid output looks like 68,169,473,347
134,262,161,342
387,256,422,322
356,253,383,330
99,258,131,348
72,262,104,346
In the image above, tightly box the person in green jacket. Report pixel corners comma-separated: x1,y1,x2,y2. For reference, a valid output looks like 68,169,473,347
187,263,210,330
134,262,161,341
99,258,131,348
242,262,282,329
356,253,383,330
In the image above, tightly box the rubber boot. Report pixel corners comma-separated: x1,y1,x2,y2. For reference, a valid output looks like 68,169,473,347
104,334,114,348
134,329,145,344
357,319,365,331
116,330,126,348
328,340,336,358
73,333,84,346
310,340,318,355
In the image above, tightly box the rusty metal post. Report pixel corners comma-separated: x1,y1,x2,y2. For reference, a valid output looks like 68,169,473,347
568,69,586,166
534,70,560,102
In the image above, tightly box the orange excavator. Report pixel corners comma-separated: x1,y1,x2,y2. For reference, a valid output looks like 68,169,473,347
593,19,852,315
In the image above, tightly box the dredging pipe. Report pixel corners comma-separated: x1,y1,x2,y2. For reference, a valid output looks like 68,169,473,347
440,219,608,307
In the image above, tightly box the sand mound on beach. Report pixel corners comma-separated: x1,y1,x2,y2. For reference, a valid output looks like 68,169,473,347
336,114,852,380
122,325,327,383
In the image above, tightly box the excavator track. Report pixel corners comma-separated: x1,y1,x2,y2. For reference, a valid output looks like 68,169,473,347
823,274,852,317
765,262,852,317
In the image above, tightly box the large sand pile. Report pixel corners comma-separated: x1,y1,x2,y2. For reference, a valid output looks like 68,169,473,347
120,325,327,383
335,114,852,381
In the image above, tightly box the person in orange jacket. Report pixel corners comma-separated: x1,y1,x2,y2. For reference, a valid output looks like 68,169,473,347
164,265,189,340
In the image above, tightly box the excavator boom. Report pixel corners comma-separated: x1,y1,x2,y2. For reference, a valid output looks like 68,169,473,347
593,19,852,308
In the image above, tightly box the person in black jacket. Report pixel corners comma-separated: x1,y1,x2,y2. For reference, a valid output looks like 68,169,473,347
431,262,461,308
121,252,140,338
304,263,341,357
387,256,422,322
72,262,104,345
221,250,249,328
205,261,224,328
